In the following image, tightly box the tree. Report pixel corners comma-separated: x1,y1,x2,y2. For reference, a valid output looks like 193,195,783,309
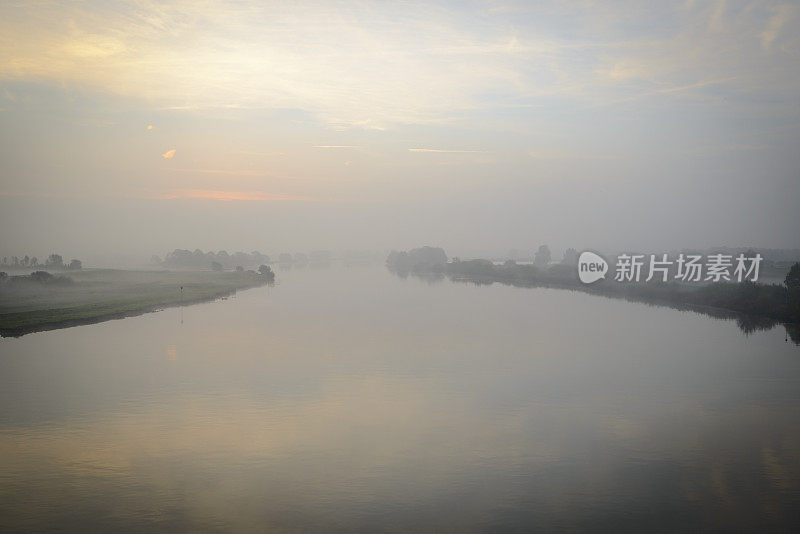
387,247,447,273
786,262,800,290
30,257,38,267
68,259,82,270
534,245,551,267
46,254,64,269
22,255,30,267
259,264,275,281
235,265,244,272
211,261,223,272
562,248,579,265
785,262,800,321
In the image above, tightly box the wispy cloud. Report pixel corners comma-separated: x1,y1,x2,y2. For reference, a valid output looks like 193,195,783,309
162,149,176,159
0,1,797,129
2,1,796,128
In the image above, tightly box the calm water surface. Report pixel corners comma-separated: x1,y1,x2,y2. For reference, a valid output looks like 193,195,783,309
1,263,798,532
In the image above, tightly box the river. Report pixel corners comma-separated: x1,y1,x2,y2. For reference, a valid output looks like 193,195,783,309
1,262,798,532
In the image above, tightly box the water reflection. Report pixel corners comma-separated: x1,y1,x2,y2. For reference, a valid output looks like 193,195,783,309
0,264,798,531
388,266,800,345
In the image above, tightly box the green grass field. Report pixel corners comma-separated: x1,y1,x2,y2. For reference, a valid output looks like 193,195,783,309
0,269,271,336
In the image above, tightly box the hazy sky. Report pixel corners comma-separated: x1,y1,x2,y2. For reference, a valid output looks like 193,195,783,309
1,0,799,260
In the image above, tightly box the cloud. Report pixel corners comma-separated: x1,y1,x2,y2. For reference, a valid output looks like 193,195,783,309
161,149,176,159
0,1,797,128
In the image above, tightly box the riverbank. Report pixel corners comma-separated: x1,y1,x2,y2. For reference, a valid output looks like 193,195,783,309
0,269,273,337
387,253,800,343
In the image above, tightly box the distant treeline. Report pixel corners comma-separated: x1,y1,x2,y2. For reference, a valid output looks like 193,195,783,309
158,249,346,270
386,247,448,272
159,249,271,270
0,254,81,271
386,247,800,326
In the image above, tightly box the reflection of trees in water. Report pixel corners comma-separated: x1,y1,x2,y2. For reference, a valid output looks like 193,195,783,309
387,266,800,345
734,315,779,335
386,265,444,285
786,324,800,344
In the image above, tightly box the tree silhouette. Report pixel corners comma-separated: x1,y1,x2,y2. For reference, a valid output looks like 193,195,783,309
534,245,551,266
258,264,275,281
46,254,64,268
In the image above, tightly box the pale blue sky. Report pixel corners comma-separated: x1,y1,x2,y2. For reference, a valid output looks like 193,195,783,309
1,0,798,259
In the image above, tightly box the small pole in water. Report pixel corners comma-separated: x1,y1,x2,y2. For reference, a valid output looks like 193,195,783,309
180,285,184,324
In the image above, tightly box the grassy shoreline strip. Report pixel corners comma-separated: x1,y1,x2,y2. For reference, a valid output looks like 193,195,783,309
0,270,271,337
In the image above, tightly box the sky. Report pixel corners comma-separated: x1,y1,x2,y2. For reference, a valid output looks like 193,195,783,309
1,0,799,261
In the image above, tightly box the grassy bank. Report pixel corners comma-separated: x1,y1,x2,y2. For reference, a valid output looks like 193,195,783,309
0,269,272,337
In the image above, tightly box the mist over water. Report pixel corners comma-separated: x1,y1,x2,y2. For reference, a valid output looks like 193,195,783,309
1,263,798,532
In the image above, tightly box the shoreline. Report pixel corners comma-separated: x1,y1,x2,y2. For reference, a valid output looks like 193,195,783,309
0,270,272,338
0,288,256,338
451,273,794,324
388,258,800,343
